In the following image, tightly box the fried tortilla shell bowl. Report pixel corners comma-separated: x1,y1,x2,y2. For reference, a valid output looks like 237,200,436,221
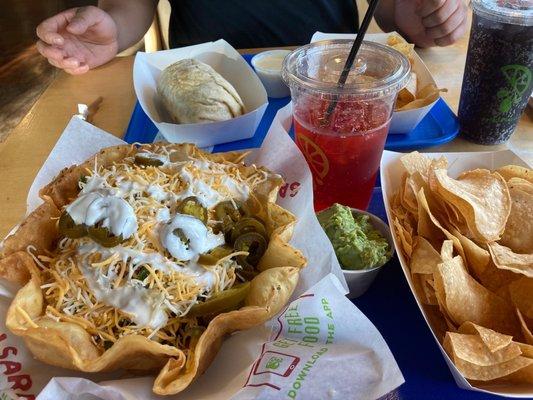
0,143,306,396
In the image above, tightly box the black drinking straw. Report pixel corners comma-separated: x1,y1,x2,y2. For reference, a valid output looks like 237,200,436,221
322,0,381,126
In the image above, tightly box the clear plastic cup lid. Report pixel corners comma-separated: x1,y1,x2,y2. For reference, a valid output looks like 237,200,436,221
473,0,533,26
282,40,411,100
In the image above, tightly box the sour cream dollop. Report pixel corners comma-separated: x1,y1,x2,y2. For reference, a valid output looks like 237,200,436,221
66,192,138,239
160,214,224,261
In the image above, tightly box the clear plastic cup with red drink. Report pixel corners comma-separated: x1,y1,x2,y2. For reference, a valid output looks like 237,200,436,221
282,40,410,211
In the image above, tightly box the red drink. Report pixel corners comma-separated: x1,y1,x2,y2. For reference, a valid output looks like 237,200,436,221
283,40,410,211
294,98,390,211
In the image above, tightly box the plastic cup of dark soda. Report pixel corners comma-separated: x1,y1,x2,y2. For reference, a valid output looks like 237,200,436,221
282,40,410,211
458,0,533,145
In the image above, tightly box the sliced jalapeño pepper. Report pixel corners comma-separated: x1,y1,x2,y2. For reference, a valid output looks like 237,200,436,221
197,253,218,266
210,246,233,259
214,200,244,224
198,246,233,266
177,196,208,224
87,226,124,248
234,232,267,267
230,217,267,243
188,282,250,317
135,266,150,281
58,212,88,239
134,153,164,167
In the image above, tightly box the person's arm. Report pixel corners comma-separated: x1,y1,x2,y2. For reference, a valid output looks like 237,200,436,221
35,0,157,74
372,0,468,48
99,0,158,52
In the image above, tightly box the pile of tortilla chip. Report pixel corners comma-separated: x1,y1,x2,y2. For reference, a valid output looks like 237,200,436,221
386,33,447,111
390,151,533,387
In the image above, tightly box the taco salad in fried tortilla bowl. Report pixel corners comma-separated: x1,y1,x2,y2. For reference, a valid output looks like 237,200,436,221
0,143,306,395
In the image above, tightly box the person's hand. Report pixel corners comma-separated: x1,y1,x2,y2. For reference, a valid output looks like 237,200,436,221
394,0,468,48
36,6,118,75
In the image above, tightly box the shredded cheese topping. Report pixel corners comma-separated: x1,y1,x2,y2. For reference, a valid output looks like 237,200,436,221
33,145,270,352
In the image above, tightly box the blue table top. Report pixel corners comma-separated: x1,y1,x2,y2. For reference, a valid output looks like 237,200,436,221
122,55,509,400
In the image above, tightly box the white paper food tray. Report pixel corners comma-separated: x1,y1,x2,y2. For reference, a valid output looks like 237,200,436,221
133,39,268,148
311,32,439,135
380,149,532,398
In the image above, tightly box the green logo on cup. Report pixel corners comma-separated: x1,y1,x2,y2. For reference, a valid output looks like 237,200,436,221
266,356,283,370
496,64,532,114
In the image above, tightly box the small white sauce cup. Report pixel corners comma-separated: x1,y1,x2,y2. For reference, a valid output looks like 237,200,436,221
251,50,291,98
342,209,395,299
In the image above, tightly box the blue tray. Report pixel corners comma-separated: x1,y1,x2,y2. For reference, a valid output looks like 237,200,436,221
123,55,459,150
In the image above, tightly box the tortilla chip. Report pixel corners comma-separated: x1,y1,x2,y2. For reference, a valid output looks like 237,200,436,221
258,204,306,271
417,84,442,100
444,333,532,381
410,236,440,274
496,364,533,384
0,252,32,285
482,263,521,295
441,203,465,232
416,188,465,260
387,32,408,46
400,152,434,179
496,165,533,184
440,240,454,261
411,273,427,303
1,202,60,257
433,256,519,336
508,278,533,319
400,152,430,176
445,332,521,366
411,272,438,306
449,228,519,291
400,174,418,215
421,275,438,306
488,242,533,278
398,87,415,105
393,217,413,259
449,227,489,275
517,341,533,358
39,145,135,208
396,84,445,111
396,72,417,109
429,169,511,243
508,177,533,195
500,181,533,254
386,33,414,64
458,322,513,352
423,304,452,340
396,96,437,111
396,99,407,109
516,309,533,345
